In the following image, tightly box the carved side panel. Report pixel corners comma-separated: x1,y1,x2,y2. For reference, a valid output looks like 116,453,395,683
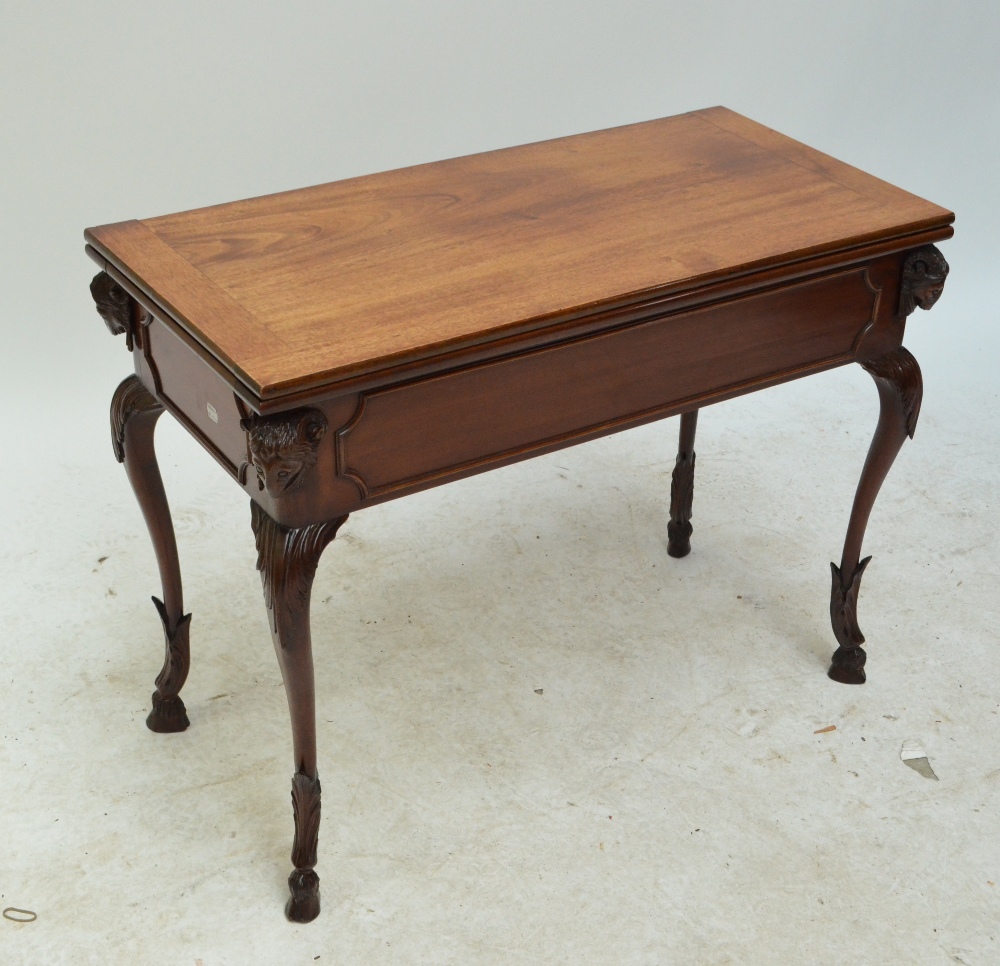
337,267,880,501
898,245,949,317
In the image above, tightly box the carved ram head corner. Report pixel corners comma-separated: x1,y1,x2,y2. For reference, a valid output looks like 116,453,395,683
91,271,134,349
244,408,328,497
899,245,949,317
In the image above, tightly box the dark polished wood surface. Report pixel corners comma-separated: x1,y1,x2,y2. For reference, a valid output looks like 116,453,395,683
86,108,953,921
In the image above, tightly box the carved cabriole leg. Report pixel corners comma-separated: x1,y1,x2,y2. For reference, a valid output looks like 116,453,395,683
111,376,192,731
251,503,347,923
667,410,698,557
827,244,948,684
828,347,922,684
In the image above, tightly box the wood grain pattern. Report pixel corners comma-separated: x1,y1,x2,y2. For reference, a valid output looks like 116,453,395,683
84,108,953,402
86,221,288,390
696,108,941,214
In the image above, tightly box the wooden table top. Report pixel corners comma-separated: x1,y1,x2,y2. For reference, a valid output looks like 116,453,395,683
85,107,953,403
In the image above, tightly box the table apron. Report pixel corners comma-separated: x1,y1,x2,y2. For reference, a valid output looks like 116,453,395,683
331,259,900,508
135,255,905,527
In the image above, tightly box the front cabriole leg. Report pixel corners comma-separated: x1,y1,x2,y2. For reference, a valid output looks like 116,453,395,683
828,245,948,684
245,405,344,922
251,503,346,922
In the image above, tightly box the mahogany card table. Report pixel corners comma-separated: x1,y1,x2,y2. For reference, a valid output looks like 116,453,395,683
84,107,953,921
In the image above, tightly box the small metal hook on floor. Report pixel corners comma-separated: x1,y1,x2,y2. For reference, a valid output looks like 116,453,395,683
3,907,37,923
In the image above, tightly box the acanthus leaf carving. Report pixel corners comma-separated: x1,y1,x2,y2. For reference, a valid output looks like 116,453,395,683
290,771,322,873
287,771,322,922
110,375,162,463
828,557,871,685
147,596,193,733
860,346,923,439
250,503,347,638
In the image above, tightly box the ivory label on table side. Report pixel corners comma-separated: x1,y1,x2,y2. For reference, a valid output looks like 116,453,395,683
143,315,249,476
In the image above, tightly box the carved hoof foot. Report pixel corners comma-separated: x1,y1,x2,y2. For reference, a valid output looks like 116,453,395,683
146,692,190,733
827,647,867,685
286,870,320,923
667,521,692,558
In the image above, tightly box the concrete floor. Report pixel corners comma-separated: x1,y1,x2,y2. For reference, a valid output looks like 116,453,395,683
2,349,998,964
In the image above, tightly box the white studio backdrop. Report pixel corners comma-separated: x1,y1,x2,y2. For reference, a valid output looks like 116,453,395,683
2,4,999,962
1,0,997,415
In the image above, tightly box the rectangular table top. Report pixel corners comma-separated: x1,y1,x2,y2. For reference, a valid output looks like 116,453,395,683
85,107,953,403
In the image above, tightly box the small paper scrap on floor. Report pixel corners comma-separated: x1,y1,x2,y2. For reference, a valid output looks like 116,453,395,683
900,738,939,780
